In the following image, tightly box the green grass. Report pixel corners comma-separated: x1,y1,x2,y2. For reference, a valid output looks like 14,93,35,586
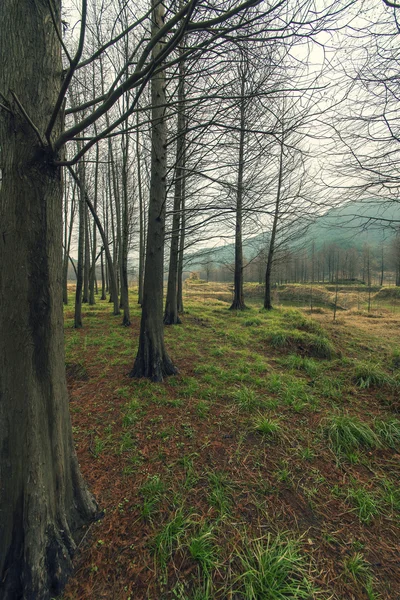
253,415,282,439
152,508,189,569
353,361,394,389
207,472,232,517
346,486,380,524
324,414,380,456
374,417,400,449
266,329,334,359
343,552,371,582
235,534,316,599
139,474,165,520
188,525,218,574
64,288,400,599
232,386,262,411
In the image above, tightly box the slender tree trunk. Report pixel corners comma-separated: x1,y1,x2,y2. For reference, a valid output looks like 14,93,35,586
230,69,247,311
264,135,284,310
89,141,100,305
0,3,98,597
75,160,85,328
137,114,145,305
164,53,186,325
101,248,106,299
120,127,131,325
130,0,177,381
68,166,120,315
83,203,90,303
177,186,186,314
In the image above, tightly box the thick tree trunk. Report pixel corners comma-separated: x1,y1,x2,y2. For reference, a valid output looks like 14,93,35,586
0,2,99,598
130,0,177,381
177,174,186,314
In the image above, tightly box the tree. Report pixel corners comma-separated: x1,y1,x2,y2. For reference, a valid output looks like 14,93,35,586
0,2,99,597
130,0,178,380
0,0,350,595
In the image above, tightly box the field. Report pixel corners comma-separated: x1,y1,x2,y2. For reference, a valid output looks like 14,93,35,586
62,283,400,599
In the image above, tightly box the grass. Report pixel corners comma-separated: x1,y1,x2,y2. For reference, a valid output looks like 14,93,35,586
139,474,165,520
188,525,218,574
152,508,189,569
235,534,316,599
353,361,395,389
232,386,262,411
346,486,380,524
63,285,400,600
324,414,380,456
253,415,282,438
374,417,400,449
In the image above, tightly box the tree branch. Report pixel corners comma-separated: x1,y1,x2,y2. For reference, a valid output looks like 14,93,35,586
10,90,46,147
45,0,88,144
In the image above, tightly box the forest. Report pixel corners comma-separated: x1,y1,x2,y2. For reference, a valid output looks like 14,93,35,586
1,0,400,599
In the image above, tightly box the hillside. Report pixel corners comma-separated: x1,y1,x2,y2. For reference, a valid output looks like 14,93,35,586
186,199,400,270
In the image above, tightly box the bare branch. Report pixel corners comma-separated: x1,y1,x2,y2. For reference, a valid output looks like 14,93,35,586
10,90,46,147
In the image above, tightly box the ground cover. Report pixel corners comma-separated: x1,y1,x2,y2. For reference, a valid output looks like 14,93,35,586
62,285,400,599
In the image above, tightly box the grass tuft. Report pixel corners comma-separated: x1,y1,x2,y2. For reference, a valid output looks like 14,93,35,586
374,417,400,449
235,534,316,600
324,415,380,456
346,487,380,524
253,415,281,439
353,361,394,389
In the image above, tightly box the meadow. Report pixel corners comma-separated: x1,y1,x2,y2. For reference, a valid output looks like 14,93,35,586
62,283,400,599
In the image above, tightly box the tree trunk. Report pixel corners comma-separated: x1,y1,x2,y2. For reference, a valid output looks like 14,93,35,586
230,69,247,311
177,170,186,314
89,141,100,305
101,248,107,299
120,127,131,326
264,134,284,310
130,0,177,381
83,203,90,303
67,166,120,316
137,114,145,305
0,2,99,598
74,161,85,328
164,52,186,325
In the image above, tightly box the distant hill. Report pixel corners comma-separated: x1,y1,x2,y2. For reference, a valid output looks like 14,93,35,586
185,199,400,270
302,199,400,250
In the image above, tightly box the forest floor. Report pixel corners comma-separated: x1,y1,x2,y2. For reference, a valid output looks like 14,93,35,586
62,284,400,600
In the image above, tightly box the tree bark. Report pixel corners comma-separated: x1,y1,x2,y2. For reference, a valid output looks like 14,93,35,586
230,68,247,311
120,126,131,326
177,168,186,314
164,52,186,325
0,2,99,598
74,160,85,328
137,114,145,305
264,134,284,310
130,0,177,381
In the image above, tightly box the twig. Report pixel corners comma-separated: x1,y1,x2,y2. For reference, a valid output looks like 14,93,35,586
46,0,72,63
10,90,46,147
0,102,13,115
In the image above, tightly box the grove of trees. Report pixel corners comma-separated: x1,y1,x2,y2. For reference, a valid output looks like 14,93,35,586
1,0,400,597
